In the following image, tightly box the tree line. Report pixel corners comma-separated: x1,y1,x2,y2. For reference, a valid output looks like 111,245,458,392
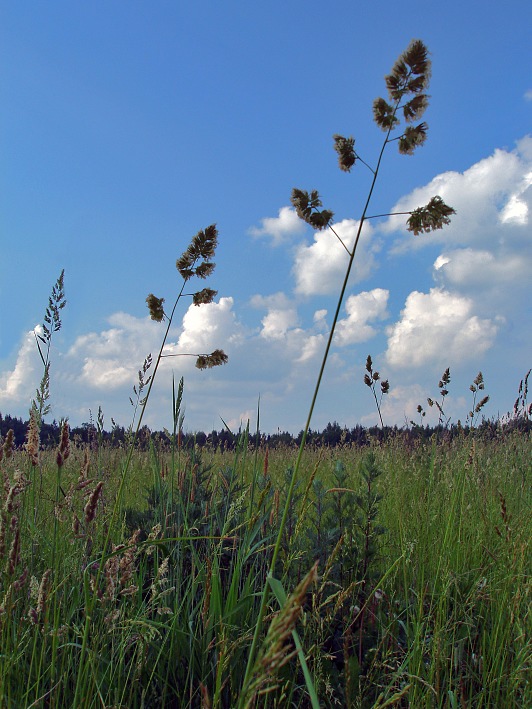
1,411,528,452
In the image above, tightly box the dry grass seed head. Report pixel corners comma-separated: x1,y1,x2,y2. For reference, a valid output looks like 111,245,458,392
7,527,20,575
79,448,90,482
103,549,121,602
248,562,318,700
84,481,104,525
25,409,40,466
2,429,14,460
56,421,70,467
36,569,52,616
119,529,141,587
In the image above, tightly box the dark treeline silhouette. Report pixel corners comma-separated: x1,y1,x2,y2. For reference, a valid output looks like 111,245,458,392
1,411,529,452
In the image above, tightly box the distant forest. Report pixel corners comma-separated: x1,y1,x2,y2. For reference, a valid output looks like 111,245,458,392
1,411,529,451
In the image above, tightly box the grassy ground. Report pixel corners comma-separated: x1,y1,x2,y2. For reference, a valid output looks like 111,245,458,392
0,426,530,707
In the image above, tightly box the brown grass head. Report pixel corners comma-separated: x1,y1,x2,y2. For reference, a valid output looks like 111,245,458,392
84,481,104,525
25,409,40,467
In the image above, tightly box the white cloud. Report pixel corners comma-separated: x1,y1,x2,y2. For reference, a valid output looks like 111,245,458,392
297,333,326,363
80,358,132,389
0,327,42,406
383,139,532,251
335,289,389,346
313,309,328,329
67,312,164,388
250,292,326,364
174,297,241,354
293,219,378,295
386,288,499,368
250,292,299,340
248,206,307,246
524,89,532,102
433,248,529,289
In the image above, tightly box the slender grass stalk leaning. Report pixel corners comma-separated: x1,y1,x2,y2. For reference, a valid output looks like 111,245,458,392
241,38,455,698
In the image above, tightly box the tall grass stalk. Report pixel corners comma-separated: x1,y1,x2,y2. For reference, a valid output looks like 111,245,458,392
241,38,455,701
73,227,227,707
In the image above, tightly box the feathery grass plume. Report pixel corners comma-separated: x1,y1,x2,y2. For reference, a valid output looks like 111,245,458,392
333,134,356,171
244,562,318,706
79,448,90,482
467,371,490,426
5,471,30,513
195,349,229,370
146,294,165,322
398,122,428,154
119,529,140,589
36,569,52,617
2,430,14,461
176,224,218,280
84,481,103,525
103,548,120,603
290,188,334,230
364,355,390,428
513,368,531,420
427,367,452,427
32,269,66,421
192,287,218,306
407,195,456,235
373,97,399,131
56,421,70,468
25,408,40,467
129,354,153,430
7,527,20,575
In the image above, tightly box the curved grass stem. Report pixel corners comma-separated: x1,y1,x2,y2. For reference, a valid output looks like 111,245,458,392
240,112,399,703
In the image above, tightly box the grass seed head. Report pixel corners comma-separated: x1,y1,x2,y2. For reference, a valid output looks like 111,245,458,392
56,421,70,467
2,430,14,460
195,349,228,370
84,481,104,525
146,294,165,322
25,409,40,467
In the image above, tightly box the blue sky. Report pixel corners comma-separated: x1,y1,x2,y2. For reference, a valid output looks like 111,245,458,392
1,1,531,433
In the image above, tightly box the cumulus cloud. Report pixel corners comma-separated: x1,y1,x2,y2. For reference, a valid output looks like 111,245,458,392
293,219,379,295
433,248,529,290
383,138,532,252
250,292,299,340
248,206,307,246
250,292,326,365
335,289,389,346
313,309,328,330
525,89,532,102
67,312,165,389
173,297,242,355
0,327,42,406
386,288,499,368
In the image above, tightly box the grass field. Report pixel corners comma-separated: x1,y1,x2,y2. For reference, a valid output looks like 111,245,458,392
0,423,530,707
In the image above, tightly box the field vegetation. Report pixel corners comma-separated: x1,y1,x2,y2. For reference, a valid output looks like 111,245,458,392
0,413,530,707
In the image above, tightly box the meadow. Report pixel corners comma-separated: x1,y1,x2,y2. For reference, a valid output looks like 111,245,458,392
0,418,530,707
1,39,530,707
